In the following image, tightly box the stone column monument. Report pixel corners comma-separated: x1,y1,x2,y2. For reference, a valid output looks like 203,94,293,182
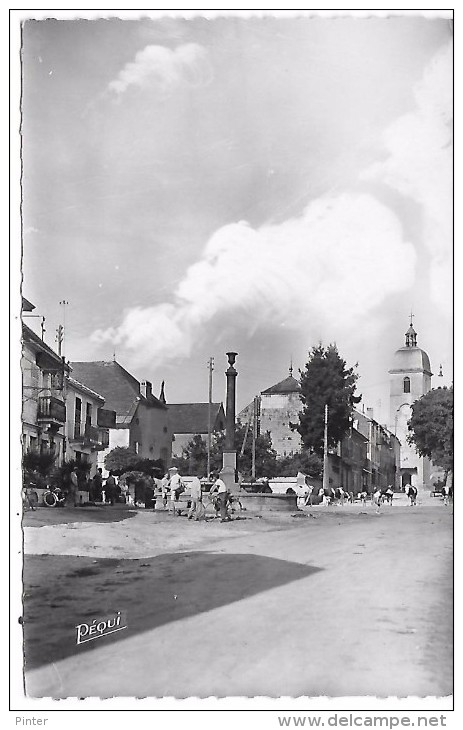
220,352,239,493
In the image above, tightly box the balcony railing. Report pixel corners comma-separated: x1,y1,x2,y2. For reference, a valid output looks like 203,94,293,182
37,396,66,424
69,424,110,450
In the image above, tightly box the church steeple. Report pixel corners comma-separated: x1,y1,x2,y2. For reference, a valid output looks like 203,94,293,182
405,312,417,348
289,358,293,377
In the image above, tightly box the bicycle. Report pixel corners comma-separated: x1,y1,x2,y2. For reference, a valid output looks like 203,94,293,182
42,486,67,508
202,492,243,520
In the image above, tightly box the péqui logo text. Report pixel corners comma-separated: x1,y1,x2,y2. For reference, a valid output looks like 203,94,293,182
76,610,127,645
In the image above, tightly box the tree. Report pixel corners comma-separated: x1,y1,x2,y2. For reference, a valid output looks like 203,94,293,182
407,386,453,473
276,451,323,478
49,458,92,489
171,434,213,476
23,450,56,477
172,424,278,479
295,343,360,457
104,447,164,478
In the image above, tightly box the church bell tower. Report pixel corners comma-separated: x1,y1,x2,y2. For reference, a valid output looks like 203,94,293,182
389,315,432,491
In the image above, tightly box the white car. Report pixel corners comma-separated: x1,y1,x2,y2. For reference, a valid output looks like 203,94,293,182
268,473,316,498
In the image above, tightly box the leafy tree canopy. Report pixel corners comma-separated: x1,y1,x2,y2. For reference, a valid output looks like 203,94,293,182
407,386,453,472
172,423,278,479
276,450,323,479
104,447,164,478
23,450,56,476
295,343,360,457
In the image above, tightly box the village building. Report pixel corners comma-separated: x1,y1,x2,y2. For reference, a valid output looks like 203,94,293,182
238,363,400,492
22,299,115,479
168,402,226,457
388,318,433,490
238,366,303,458
69,360,172,472
22,319,69,464
65,376,115,474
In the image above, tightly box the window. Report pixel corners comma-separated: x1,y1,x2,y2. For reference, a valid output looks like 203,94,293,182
74,397,82,438
86,402,93,427
403,377,411,394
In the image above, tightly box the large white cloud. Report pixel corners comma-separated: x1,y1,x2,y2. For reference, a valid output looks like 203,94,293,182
93,40,451,370
361,41,452,312
107,43,211,96
92,192,416,367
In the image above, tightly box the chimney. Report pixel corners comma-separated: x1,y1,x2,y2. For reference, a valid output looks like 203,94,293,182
366,407,374,421
140,380,152,399
159,380,166,404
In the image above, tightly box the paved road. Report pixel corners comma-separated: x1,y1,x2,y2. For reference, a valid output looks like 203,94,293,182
24,496,452,699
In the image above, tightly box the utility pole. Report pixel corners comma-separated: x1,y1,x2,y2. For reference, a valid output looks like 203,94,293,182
55,324,64,356
240,413,251,458
59,300,69,358
207,356,214,480
251,396,258,480
322,404,329,492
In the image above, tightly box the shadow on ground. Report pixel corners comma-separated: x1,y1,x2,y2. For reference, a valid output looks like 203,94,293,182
22,504,137,528
23,551,321,670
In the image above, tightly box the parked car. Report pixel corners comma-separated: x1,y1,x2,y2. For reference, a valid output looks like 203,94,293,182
268,472,320,498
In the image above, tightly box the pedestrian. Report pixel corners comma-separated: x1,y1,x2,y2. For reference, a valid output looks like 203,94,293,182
91,468,103,502
210,474,230,522
68,467,78,507
168,467,185,516
161,472,170,509
105,471,117,506
373,488,382,513
359,490,368,507
188,475,203,521
442,484,449,506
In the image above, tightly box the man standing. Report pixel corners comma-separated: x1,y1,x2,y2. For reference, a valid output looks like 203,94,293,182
210,475,230,522
105,471,117,506
168,467,185,516
188,475,202,521
91,468,103,502
69,467,79,507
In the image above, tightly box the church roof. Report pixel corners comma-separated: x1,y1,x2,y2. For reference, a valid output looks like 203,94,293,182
167,403,225,434
389,317,432,375
389,346,432,375
261,374,301,395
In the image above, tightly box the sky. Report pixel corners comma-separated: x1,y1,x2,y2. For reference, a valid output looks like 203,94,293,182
19,10,453,425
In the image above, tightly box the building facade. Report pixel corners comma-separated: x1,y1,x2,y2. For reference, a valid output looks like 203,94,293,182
239,367,303,458
65,376,115,475
388,320,432,490
22,321,69,465
70,360,172,473
168,402,226,457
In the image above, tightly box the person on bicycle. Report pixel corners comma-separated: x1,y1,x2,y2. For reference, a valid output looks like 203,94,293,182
188,475,202,521
210,475,230,522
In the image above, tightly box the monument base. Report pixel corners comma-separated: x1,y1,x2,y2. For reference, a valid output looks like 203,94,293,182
220,451,239,494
